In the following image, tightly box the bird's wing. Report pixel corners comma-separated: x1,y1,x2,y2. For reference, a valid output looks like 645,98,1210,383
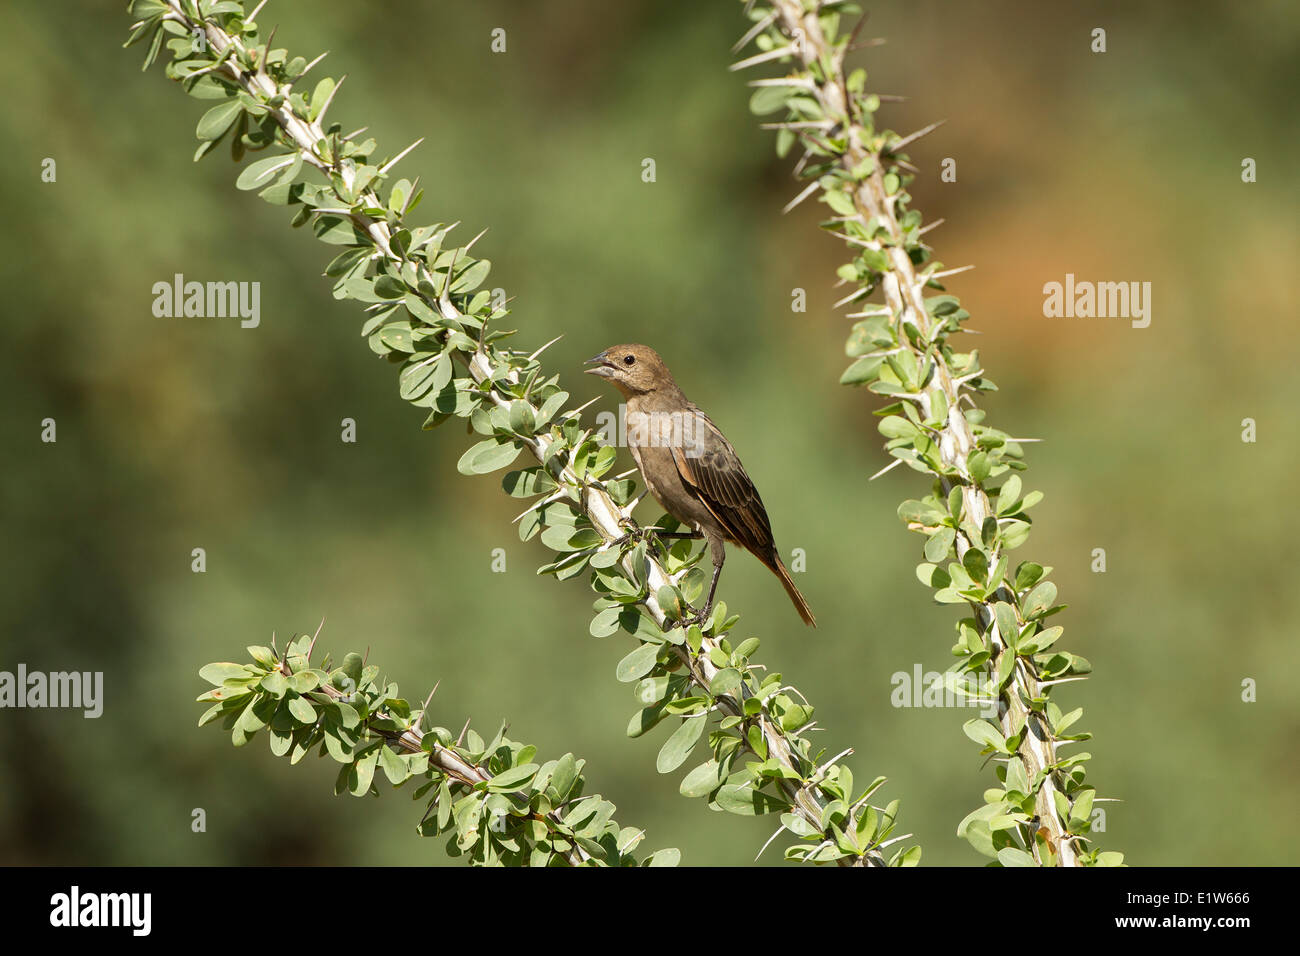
669,405,774,554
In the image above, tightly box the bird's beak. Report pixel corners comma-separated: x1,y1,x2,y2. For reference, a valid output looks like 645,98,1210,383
583,352,615,378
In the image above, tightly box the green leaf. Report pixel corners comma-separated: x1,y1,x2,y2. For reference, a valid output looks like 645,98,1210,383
924,527,955,563
236,154,297,191
589,606,622,638
374,275,405,299
891,845,923,867
259,672,288,697
508,400,536,436
749,85,792,115
656,717,706,774
1003,757,1029,796
715,784,784,816
615,643,659,683
379,745,409,785
962,718,1006,753
840,355,883,386
993,602,1019,647
996,474,1022,514
196,99,242,141
679,759,722,798
199,662,250,685
308,77,334,121
1014,562,1044,590
956,804,1000,859
782,811,820,838
1023,581,1057,618
351,749,379,795
450,259,491,294
962,546,988,582
548,754,579,799
878,415,917,440
825,189,857,216
399,355,449,402
456,439,522,476
709,667,742,697
997,847,1038,867
644,847,681,867
287,696,317,723
487,763,539,792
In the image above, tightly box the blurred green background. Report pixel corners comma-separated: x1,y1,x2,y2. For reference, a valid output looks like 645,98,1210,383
1,0,1296,866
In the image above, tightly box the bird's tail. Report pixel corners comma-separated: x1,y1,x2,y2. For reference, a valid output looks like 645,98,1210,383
767,552,817,628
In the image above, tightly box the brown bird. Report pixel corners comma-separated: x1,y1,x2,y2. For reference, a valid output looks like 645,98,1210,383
584,344,816,627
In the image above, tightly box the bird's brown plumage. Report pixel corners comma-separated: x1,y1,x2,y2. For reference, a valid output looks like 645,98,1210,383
584,343,816,627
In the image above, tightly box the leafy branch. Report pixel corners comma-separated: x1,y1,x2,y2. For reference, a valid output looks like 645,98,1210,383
197,629,675,865
128,0,917,866
733,0,1121,866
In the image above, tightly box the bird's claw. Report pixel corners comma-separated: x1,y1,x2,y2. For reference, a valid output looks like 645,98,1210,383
612,521,648,549
672,605,711,632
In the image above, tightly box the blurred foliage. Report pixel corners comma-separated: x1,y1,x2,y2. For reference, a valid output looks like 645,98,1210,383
197,636,676,865
0,0,1296,866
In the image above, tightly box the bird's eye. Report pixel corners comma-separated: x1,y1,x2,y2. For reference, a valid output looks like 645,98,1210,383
623,354,636,365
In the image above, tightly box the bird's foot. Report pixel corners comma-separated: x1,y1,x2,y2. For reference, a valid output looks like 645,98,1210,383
673,604,712,632
611,519,650,549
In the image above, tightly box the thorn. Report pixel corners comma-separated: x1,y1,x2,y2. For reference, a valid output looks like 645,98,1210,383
528,334,563,361
876,832,913,850
511,488,569,524
877,94,909,103
810,747,855,784
894,159,918,173
419,681,440,728
731,10,778,53
314,73,346,125
437,243,465,316
463,225,489,253
401,176,422,216
564,395,600,420
847,8,870,50
869,458,904,481
842,8,873,54
307,617,325,660
917,218,945,236
378,136,424,175
341,126,369,141
300,50,329,78
755,821,789,861
245,154,296,188
257,24,278,82
833,286,869,309
747,76,815,90
246,0,270,23
455,717,471,747
889,119,946,152
729,45,797,72
845,306,893,320
621,488,649,520
842,234,883,249
847,37,888,52
782,180,820,214
929,264,975,280
760,120,833,131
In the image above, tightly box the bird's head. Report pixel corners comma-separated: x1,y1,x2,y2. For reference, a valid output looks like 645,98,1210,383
583,343,676,397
